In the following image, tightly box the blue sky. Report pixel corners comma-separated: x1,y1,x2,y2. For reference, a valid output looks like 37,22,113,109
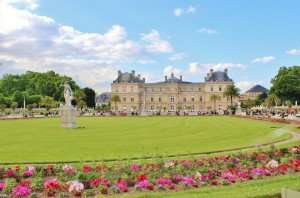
0,0,300,92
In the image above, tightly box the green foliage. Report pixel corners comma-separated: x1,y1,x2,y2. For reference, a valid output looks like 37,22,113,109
241,99,256,109
270,66,300,103
224,84,240,105
3,178,17,194
83,87,96,108
255,92,268,106
0,71,80,104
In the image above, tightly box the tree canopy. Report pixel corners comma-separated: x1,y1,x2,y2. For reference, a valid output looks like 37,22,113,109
269,66,300,103
0,71,96,108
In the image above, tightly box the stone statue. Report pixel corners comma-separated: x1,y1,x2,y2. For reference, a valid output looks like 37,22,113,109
61,82,76,128
64,82,73,106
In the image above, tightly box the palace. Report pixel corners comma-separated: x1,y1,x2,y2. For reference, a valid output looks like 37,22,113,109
111,69,236,114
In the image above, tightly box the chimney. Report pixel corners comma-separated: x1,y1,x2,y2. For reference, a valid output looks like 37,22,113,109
142,77,145,82
171,72,174,78
165,76,168,81
132,70,135,75
137,74,141,79
118,70,122,76
210,69,214,74
224,68,228,73
180,75,182,81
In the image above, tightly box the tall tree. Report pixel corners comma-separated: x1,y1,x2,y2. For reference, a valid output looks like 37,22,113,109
210,94,221,112
270,66,300,103
223,84,240,106
111,95,120,111
83,87,96,108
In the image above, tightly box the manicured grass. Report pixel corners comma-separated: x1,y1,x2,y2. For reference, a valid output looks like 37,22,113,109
106,173,300,198
0,116,286,163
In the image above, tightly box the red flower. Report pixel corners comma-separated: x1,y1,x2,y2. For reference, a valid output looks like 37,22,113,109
137,174,147,181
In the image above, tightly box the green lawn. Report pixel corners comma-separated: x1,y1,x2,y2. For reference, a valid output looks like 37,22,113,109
0,116,287,163
105,173,300,198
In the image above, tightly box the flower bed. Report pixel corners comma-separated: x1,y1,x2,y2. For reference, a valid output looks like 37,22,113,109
1,146,300,197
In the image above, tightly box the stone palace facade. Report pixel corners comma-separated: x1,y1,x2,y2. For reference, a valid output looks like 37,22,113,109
111,69,235,114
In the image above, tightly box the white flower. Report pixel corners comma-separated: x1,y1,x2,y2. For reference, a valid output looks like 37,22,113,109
266,160,279,169
164,161,175,168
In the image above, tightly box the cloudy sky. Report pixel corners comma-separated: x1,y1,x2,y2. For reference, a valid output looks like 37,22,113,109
0,0,300,93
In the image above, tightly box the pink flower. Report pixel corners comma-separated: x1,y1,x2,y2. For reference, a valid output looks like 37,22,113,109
44,178,60,190
0,181,5,191
90,178,110,188
63,164,76,175
221,171,237,183
266,160,279,169
82,164,93,173
23,170,33,177
12,184,31,197
6,168,15,177
68,181,84,194
130,164,141,171
115,180,128,192
181,176,196,186
251,168,269,176
237,171,249,179
156,177,172,187
136,179,153,190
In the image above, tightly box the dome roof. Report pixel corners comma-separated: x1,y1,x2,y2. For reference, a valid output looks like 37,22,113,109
246,85,268,93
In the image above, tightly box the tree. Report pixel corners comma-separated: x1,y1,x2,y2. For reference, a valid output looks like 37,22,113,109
265,94,281,107
83,87,96,108
210,94,221,112
269,66,300,103
224,84,240,106
40,96,57,111
111,95,120,111
241,99,256,109
255,92,268,105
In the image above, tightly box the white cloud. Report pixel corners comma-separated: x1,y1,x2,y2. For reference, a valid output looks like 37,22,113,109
188,62,246,74
187,6,196,13
174,8,183,16
173,6,196,16
169,52,185,61
286,49,300,56
197,28,217,34
236,81,263,93
252,56,275,63
0,0,175,92
7,0,39,10
163,65,181,76
141,30,173,53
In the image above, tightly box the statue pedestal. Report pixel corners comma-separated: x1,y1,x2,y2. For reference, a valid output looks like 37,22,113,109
60,105,76,128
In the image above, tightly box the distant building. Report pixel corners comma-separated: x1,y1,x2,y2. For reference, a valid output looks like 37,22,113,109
111,69,237,114
240,85,268,101
95,92,111,106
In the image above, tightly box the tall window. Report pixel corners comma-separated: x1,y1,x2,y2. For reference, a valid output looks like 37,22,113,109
191,97,195,102
122,97,126,102
211,86,214,92
158,97,162,102
151,97,154,102
219,86,222,91
131,97,134,102
183,97,187,103
200,96,203,103
170,105,174,110
170,96,175,103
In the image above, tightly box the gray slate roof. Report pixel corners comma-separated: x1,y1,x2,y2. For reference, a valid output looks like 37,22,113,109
113,70,145,83
246,85,268,93
205,70,233,82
